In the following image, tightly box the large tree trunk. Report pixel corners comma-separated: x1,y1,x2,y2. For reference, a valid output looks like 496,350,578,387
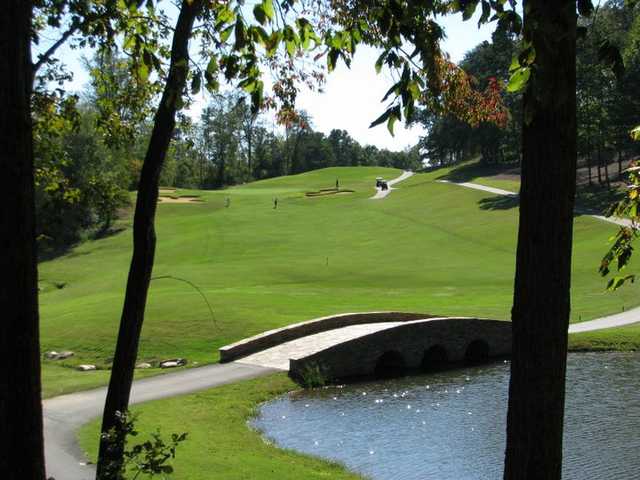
503,1,576,479
0,1,46,479
96,1,202,477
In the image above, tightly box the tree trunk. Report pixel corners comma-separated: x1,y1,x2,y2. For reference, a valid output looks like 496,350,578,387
618,147,623,178
586,122,593,186
96,1,202,477
503,1,576,479
0,2,46,479
247,131,253,180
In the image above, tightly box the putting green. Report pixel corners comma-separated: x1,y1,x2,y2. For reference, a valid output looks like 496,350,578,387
39,165,640,397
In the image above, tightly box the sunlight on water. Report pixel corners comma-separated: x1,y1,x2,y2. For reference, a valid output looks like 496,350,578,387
252,352,640,480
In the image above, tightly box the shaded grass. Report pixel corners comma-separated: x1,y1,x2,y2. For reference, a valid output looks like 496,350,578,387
40,165,640,395
77,374,363,480
569,323,640,352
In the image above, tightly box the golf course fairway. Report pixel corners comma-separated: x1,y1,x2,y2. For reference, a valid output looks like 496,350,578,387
39,165,640,397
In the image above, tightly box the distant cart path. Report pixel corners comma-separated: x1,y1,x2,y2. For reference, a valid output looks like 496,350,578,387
370,170,414,199
436,179,632,227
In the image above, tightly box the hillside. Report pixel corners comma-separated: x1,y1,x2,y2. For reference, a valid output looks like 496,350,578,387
38,165,640,396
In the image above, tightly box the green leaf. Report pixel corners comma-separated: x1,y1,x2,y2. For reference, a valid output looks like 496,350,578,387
206,57,218,75
631,126,640,141
478,1,491,27
262,0,275,21
508,55,520,74
234,19,247,50
217,5,235,25
462,1,478,21
191,73,201,95
369,108,392,128
220,24,234,43
137,62,149,82
507,67,530,93
253,5,266,25
375,50,387,74
381,81,400,102
387,106,401,136
407,80,421,101
327,49,340,72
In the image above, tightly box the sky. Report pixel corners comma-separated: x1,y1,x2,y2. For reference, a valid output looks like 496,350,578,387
294,14,495,151
38,9,495,152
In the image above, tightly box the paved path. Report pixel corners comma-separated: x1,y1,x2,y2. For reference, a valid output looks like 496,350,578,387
436,179,632,227
568,309,640,333
237,321,414,370
43,363,274,480
370,170,414,199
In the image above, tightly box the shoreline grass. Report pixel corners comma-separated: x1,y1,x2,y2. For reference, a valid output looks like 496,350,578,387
77,374,363,480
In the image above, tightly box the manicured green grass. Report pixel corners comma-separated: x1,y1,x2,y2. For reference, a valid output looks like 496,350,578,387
40,165,640,396
77,374,362,480
569,323,640,352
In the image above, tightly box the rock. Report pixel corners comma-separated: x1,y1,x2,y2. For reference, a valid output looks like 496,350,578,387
76,364,96,371
136,362,152,369
45,350,74,360
159,358,187,369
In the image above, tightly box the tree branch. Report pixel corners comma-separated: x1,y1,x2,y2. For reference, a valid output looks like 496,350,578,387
33,22,80,74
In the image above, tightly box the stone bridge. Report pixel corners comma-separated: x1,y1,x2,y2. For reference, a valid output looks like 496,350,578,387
220,312,512,381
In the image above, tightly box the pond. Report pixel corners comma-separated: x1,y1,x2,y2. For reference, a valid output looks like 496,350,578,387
252,352,640,479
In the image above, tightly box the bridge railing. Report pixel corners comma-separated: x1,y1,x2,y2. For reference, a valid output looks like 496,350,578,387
219,311,440,362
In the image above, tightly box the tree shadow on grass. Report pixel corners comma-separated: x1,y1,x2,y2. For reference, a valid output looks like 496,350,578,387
574,185,624,217
37,225,128,262
477,185,625,220
478,194,519,211
437,161,519,184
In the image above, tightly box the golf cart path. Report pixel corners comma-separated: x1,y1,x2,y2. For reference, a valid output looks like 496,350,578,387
370,170,414,199
43,363,275,480
437,179,632,227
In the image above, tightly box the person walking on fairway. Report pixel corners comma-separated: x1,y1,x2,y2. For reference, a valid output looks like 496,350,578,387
336,178,339,190
273,197,278,209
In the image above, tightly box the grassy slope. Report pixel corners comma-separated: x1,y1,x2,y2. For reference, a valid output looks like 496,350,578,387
78,373,362,480
40,165,640,397
434,160,640,351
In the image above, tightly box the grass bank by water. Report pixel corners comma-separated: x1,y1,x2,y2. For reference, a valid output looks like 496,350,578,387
77,374,362,480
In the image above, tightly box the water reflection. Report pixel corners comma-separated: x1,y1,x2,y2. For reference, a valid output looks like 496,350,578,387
252,352,640,480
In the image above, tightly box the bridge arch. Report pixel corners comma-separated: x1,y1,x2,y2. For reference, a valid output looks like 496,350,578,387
421,344,449,372
374,350,406,378
464,339,490,364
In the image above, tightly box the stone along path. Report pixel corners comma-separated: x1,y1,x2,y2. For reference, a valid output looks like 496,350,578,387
370,170,414,199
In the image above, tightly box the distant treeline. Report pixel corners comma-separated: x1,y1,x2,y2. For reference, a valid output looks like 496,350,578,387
163,93,421,190
421,0,640,184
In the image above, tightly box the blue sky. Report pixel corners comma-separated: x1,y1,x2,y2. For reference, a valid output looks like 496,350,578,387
36,8,494,151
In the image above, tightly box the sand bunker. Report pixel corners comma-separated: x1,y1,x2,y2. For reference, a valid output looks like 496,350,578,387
158,196,203,204
305,189,355,198
159,188,177,195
